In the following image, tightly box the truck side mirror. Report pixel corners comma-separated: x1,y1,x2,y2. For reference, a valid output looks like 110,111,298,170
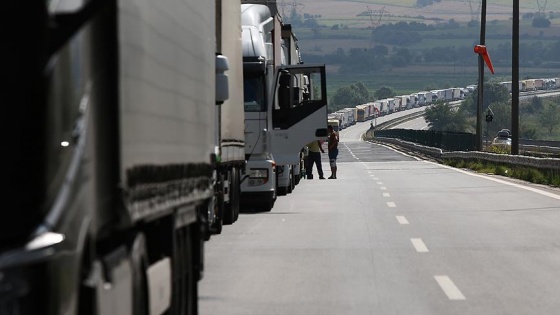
215,55,229,105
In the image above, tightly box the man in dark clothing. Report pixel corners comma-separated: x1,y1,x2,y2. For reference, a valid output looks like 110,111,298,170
305,140,325,179
327,125,339,179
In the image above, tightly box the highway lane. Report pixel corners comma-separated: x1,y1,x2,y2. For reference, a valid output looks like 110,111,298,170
199,126,560,314
392,115,429,130
338,106,431,142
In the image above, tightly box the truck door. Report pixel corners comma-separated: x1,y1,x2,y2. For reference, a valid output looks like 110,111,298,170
271,65,328,164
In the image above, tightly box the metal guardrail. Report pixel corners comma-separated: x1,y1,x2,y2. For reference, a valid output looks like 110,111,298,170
371,137,560,171
373,102,560,153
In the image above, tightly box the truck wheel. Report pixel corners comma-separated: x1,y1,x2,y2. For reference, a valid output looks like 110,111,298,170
288,168,294,193
277,186,287,196
232,167,240,222
223,170,235,225
171,225,198,315
260,199,274,212
78,238,97,315
210,173,223,234
131,233,149,315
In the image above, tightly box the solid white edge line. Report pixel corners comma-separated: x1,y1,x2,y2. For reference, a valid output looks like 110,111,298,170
425,161,560,201
396,216,409,224
377,143,422,161
434,276,466,300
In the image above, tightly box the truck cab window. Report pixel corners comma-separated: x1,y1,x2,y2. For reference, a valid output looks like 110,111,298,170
244,76,266,112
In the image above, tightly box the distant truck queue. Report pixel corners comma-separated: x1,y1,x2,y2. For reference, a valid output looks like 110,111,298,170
345,77,559,123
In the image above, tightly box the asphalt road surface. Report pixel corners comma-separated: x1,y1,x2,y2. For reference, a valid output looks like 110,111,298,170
199,123,560,315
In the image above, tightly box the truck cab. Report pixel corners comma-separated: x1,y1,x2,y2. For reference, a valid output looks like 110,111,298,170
240,3,327,211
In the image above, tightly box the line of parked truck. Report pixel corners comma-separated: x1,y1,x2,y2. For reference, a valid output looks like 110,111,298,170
328,77,560,127
3,1,327,314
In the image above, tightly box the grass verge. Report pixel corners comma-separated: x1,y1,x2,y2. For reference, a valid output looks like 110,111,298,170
443,159,560,187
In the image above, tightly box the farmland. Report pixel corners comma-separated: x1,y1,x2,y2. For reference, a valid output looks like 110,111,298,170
288,0,560,98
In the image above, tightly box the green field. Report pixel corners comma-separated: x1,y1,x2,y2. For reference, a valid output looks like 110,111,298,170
325,68,557,101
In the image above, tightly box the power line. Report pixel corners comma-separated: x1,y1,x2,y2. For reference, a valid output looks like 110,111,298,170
366,6,387,49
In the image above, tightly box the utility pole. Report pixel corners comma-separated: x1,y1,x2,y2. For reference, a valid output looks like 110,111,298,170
476,0,487,151
512,0,520,155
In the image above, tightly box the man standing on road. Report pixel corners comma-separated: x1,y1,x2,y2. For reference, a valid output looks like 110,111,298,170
305,140,325,180
327,125,339,179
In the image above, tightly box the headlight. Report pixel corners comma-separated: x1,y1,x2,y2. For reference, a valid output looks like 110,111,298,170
249,169,268,179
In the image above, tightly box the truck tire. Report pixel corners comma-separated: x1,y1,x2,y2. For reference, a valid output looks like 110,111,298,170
131,233,149,315
260,198,274,212
223,169,235,225
232,167,240,222
78,238,97,315
210,173,224,234
172,225,198,315
277,186,288,196
288,168,294,193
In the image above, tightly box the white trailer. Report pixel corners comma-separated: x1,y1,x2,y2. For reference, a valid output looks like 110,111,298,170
431,90,445,102
409,94,419,108
417,91,434,105
4,1,229,313
387,98,396,113
215,0,245,228
500,81,513,93
397,95,411,110
334,111,348,129
344,107,357,125
393,98,402,112
451,88,462,100
378,100,388,116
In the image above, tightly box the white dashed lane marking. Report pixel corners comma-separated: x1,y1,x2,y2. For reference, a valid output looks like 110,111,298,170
434,276,466,300
377,182,383,185
383,193,391,197
380,187,387,190
396,216,409,224
410,238,429,252
386,202,396,208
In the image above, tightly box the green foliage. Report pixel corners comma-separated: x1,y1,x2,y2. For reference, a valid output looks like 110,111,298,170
522,96,544,114
487,144,511,155
512,167,548,184
487,101,512,137
495,165,510,176
539,103,560,135
424,101,468,132
329,82,371,111
443,159,559,187
461,82,510,116
374,86,396,100
532,16,551,28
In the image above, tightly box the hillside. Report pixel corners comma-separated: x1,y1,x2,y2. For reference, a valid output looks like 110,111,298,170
285,0,560,98
296,0,560,26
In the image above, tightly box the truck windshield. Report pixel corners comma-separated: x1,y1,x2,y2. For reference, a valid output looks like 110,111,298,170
244,76,266,112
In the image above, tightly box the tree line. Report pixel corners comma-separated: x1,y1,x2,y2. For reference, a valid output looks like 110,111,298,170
425,83,560,139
